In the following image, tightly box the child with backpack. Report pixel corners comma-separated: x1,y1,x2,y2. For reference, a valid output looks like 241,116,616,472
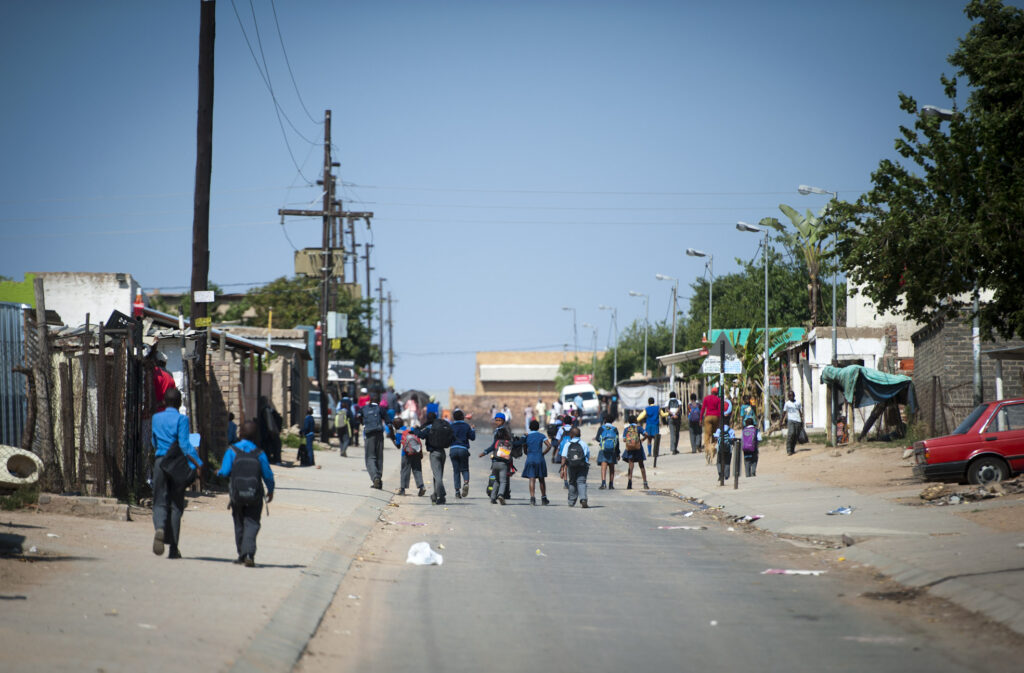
481,424,513,505
448,408,475,499
712,423,737,482
687,393,702,453
594,413,619,490
388,418,426,497
412,412,453,505
741,416,762,477
521,419,551,506
217,420,275,567
334,402,352,457
621,414,649,490
559,426,590,507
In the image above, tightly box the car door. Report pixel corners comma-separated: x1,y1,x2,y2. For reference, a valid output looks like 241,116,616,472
979,400,1024,473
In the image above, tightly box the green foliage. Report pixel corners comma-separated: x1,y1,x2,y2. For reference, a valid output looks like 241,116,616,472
835,0,1024,341
553,359,592,391
0,484,39,511
149,282,224,318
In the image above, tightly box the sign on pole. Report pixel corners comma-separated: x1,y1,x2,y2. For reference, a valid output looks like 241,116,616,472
701,333,742,375
326,311,347,339
193,290,215,303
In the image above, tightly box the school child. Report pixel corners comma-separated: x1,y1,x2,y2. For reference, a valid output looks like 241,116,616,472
481,425,513,505
217,420,275,567
412,412,453,505
521,419,551,505
448,408,475,498
388,418,425,497
636,397,667,460
594,413,619,489
553,413,575,489
687,394,702,453
301,407,316,467
741,417,762,477
560,427,590,507
712,423,737,482
621,414,649,490
334,402,352,457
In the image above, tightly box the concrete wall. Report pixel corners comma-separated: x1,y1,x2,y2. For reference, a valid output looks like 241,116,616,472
912,317,1024,435
846,283,924,358
34,272,143,328
474,349,603,395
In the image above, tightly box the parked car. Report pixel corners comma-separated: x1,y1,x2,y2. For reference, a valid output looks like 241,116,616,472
912,397,1024,485
560,382,600,424
309,390,336,432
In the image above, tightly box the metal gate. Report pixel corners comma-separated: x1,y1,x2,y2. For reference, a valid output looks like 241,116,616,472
0,302,28,447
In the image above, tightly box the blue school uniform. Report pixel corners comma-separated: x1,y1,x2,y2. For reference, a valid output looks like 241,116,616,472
521,430,548,479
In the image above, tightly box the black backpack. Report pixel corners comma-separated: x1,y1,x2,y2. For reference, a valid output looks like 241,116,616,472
362,404,383,433
229,446,264,507
566,440,586,468
510,435,527,459
428,419,454,448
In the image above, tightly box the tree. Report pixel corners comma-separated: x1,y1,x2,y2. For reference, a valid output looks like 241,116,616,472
834,0,1024,340
775,206,832,326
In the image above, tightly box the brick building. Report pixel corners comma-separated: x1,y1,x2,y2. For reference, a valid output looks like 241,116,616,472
912,314,1024,435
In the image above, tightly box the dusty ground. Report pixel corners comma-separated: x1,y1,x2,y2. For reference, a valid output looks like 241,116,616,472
757,436,1024,532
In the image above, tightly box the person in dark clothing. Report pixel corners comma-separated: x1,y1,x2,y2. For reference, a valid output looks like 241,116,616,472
388,418,425,497
217,420,275,567
258,396,283,464
448,408,476,498
301,407,316,466
413,412,450,504
362,392,386,489
150,388,202,559
481,424,513,505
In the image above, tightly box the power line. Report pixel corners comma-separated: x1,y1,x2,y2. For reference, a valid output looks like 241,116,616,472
344,199,792,212
346,182,862,198
397,343,568,356
269,0,320,125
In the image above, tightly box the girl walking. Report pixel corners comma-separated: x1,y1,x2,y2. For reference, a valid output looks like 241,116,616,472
521,419,551,505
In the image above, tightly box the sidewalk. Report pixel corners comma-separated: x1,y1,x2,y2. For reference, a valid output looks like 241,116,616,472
0,442,398,673
643,434,1024,637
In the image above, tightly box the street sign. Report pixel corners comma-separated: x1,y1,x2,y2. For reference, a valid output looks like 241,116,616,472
195,316,211,328
326,311,347,338
193,290,215,303
327,360,356,382
769,375,781,396
700,333,742,374
573,374,593,384
330,338,341,350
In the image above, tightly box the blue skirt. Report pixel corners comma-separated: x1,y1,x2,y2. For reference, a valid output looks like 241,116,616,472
521,459,548,478
597,449,618,465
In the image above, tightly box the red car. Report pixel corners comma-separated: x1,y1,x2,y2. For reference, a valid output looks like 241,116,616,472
912,397,1024,485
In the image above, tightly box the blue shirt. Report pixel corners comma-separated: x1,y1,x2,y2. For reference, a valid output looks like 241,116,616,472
643,404,661,434
449,420,475,449
151,407,202,467
303,414,315,435
216,439,275,495
525,430,548,460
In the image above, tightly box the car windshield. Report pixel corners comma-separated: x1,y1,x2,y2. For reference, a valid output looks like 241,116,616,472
564,391,595,402
951,404,988,435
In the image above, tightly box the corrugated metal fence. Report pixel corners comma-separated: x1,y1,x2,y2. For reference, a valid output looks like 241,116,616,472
0,301,29,447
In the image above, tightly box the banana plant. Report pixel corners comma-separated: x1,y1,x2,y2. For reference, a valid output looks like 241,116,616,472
733,326,792,424
779,203,829,326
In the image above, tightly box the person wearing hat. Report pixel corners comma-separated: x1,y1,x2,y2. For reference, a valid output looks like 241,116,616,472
700,386,723,465
426,395,440,418
479,413,514,502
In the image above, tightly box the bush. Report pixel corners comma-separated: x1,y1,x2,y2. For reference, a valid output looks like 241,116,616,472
0,484,39,511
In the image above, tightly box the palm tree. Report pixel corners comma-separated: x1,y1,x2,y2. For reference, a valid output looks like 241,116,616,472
778,204,829,326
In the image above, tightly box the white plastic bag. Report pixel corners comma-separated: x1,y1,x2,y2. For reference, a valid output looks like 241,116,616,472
406,541,444,566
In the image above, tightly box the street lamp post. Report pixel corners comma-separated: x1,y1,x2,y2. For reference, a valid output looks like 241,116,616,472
562,306,578,362
656,274,679,392
599,305,618,389
686,248,713,341
628,291,650,378
738,222,770,432
582,322,598,377
798,184,839,445
921,105,982,407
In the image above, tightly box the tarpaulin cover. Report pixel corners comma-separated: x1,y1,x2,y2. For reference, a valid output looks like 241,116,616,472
820,365,917,414
616,384,663,411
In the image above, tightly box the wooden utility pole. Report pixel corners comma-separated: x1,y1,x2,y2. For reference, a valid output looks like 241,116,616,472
277,110,372,439
377,277,385,384
387,291,394,380
190,0,215,477
363,243,374,385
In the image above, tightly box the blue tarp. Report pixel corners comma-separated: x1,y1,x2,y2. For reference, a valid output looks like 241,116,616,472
820,365,917,415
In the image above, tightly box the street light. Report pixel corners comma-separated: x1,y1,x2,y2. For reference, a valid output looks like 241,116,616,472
562,306,578,361
738,221,770,432
599,305,618,389
920,104,981,406
628,291,650,378
582,322,598,377
798,184,839,445
686,248,713,340
656,273,679,392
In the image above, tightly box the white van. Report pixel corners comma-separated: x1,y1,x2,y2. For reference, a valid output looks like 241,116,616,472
560,383,600,424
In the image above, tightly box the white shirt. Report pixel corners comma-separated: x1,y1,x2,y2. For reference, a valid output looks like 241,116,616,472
784,400,802,423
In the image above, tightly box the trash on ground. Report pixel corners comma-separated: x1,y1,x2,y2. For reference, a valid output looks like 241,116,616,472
684,511,694,517
438,543,445,550
28,546,37,553
761,569,826,576
137,623,157,630
535,549,547,557
387,521,427,526
105,609,118,617
727,527,735,532
709,620,718,626
657,525,706,530
46,533,60,538
347,594,360,600
842,534,856,547
406,541,444,566
734,514,764,523
826,506,854,516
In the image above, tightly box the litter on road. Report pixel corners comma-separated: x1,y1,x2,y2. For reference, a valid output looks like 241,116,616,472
535,549,547,557
826,506,854,516
406,541,444,566
734,514,764,523
761,569,827,576
387,521,427,526
657,525,706,530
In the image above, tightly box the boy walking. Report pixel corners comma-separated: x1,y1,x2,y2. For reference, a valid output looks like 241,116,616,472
389,419,425,497
413,412,453,505
301,407,316,466
741,417,762,477
217,421,275,567
448,409,475,498
594,413,619,489
481,424,513,505
560,427,590,508
151,388,202,559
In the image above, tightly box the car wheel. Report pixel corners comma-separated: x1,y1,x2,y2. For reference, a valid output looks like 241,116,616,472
967,456,1009,485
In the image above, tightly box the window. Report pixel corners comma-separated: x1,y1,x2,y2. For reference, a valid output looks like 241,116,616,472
985,403,1024,433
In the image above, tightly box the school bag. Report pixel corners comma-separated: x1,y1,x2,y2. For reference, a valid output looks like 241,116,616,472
427,418,454,448
667,398,681,422
600,425,618,451
229,446,264,507
566,440,586,468
494,438,512,460
741,426,759,454
687,403,701,424
334,408,348,432
623,424,642,451
402,432,423,456
361,404,383,433
510,435,527,459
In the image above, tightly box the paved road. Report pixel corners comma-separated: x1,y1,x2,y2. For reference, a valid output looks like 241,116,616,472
297,430,1007,673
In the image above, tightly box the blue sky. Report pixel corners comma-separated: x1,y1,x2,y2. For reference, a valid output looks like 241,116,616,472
0,0,986,394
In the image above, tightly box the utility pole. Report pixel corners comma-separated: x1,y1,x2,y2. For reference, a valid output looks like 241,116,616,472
363,243,374,385
190,0,215,478
387,291,394,380
348,218,358,288
377,277,386,386
277,110,373,441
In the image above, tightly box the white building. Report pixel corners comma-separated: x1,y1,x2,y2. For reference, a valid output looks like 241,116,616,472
33,271,144,327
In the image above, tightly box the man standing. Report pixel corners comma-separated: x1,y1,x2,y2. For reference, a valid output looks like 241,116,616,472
665,391,683,455
784,390,803,456
362,392,386,489
151,388,202,559
534,398,546,428
301,407,316,467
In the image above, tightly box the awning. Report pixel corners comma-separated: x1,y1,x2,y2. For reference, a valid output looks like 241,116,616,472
820,365,917,414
